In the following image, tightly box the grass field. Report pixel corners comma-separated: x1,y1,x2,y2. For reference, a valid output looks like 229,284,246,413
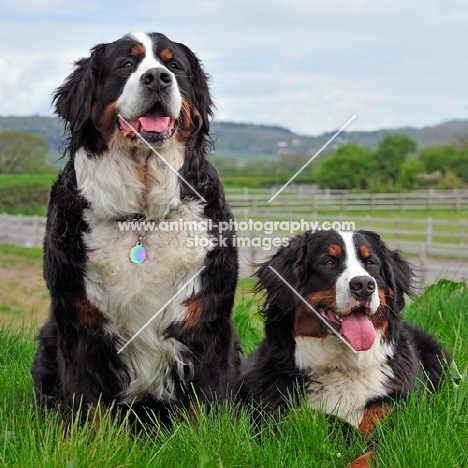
0,244,467,467
0,245,49,326
0,174,56,216
0,174,56,188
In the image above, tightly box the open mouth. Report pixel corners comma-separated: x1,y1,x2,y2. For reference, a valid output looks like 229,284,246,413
319,305,376,352
117,103,178,143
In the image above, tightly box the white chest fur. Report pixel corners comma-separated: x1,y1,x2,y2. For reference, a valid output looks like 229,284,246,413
75,144,212,402
74,138,185,220
294,333,394,427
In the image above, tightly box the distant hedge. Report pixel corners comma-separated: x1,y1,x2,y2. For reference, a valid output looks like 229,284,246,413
220,174,313,188
0,175,54,216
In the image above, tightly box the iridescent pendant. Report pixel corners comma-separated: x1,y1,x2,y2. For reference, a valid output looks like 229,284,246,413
129,236,147,263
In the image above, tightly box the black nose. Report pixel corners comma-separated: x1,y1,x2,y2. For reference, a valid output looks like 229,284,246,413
349,275,376,299
140,67,172,91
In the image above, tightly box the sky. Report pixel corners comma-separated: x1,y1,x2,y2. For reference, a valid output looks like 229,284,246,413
0,0,467,136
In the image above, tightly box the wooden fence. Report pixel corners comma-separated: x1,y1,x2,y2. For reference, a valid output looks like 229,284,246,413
0,214,46,248
1,212,467,259
226,188,468,212
230,212,468,260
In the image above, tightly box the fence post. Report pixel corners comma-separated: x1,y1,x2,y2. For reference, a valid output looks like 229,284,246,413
1,213,9,244
428,189,433,210
426,218,433,246
418,244,427,288
33,215,40,247
338,213,344,228
243,187,249,203
460,220,467,247
365,215,371,230
455,189,461,211
250,233,257,276
17,214,24,246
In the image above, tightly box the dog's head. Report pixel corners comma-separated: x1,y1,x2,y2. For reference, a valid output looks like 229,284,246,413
54,31,213,156
257,230,414,352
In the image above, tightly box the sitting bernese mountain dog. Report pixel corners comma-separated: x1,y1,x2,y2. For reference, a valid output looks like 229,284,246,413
239,229,448,467
31,32,240,424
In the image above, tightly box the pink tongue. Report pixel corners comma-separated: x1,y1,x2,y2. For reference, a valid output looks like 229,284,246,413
340,313,376,351
119,116,172,137
139,116,171,133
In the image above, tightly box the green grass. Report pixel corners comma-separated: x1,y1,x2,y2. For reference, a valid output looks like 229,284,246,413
0,174,56,188
1,281,467,467
0,244,43,267
0,175,55,216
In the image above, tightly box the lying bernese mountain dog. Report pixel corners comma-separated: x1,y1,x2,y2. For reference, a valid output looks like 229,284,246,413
31,31,239,424
239,229,448,466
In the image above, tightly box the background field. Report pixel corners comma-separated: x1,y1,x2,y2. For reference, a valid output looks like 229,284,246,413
0,244,467,467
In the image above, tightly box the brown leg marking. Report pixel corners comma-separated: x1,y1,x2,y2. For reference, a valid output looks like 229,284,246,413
88,403,108,429
348,405,392,468
348,451,373,468
186,398,202,425
358,405,392,438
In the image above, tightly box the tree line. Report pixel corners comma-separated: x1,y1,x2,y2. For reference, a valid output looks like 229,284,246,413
315,135,468,191
1,130,467,192
212,134,468,191
0,131,54,174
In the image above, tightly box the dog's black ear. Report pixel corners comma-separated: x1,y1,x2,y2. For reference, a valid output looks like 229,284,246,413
256,234,309,318
53,44,106,154
386,248,415,312
360,230,415,314
178,43,214,135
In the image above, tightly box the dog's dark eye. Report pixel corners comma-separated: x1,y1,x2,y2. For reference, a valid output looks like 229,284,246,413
323,259,335,266
122,61,133,69
169,62,179,71
366,259,374,266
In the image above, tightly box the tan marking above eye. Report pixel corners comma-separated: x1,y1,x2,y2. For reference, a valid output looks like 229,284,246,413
131,44,145,56
360,244,371,258
160,48,174,60
328,244,342,257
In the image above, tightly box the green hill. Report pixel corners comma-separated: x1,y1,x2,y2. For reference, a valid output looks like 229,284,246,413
1,115,467,162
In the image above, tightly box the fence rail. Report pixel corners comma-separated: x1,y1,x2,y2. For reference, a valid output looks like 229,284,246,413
1,212,467,259
231,211,468,258
226,188,468,212
0,214,46,248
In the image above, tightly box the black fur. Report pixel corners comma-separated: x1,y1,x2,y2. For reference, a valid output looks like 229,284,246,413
31,32,239,424
238,230,448,418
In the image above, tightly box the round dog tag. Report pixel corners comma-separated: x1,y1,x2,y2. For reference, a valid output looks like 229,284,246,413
130,241,147,263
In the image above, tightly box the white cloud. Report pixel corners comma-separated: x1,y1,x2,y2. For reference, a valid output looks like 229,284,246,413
0,0,467,133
